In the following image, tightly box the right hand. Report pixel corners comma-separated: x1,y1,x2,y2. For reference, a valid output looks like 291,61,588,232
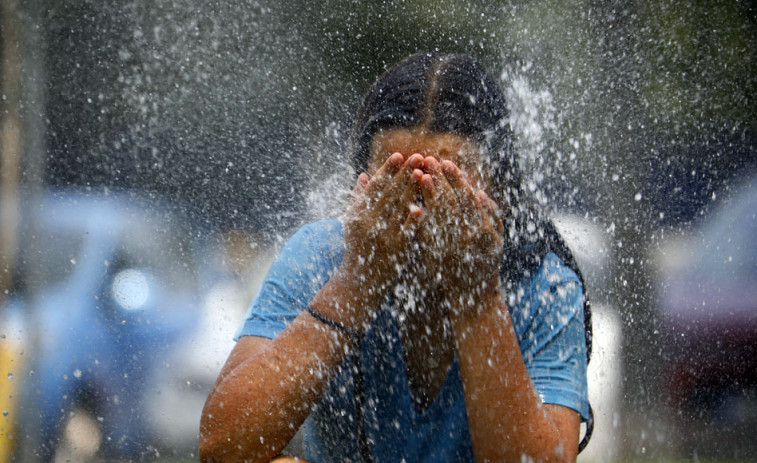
340,152,425,314
416,157,505,316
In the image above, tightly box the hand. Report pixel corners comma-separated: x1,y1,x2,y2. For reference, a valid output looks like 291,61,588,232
417,157,505,315
340,152,425,316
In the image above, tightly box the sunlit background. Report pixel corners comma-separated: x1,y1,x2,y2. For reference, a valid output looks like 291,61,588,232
1,0,756,461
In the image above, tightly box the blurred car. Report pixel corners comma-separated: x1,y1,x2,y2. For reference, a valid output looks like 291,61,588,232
654,176,757,454
143,228,275,454
9,190,215,461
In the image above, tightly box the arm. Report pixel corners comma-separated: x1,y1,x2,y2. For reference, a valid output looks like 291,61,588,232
418,158,581,462
452,291,580,463
199,153,425,462
199,274,359,463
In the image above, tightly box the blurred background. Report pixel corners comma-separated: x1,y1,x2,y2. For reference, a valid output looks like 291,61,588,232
1,0,756,461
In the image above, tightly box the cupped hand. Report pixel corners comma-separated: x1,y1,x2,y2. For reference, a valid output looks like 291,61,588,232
341,152,426,314
417,157,505,314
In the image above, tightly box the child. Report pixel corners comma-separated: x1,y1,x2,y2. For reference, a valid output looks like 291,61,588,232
200,52,589,463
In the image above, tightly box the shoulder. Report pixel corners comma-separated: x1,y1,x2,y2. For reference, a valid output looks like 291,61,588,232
512,252,582,302
288,219,343,248
537,252,581,288
234,219,344,340
257,219,345,298
274,219,344,265
507,252,584,341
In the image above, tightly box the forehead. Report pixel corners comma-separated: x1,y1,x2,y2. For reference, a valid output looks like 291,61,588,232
369,128,478,166
368,128,492,189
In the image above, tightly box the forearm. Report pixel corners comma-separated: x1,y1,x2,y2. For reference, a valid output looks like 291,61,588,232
199,273,367,463
453,292,578,463
199,313,353,462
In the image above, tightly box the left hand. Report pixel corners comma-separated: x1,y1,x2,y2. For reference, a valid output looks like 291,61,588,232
416,157,505,315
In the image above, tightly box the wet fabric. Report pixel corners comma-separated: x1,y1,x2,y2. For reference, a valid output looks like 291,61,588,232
236,219,589,462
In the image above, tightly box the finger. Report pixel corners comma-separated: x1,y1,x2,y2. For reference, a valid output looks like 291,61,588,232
347,173,373,214
411,168,424,185
351,172,370,196
358,172,370,187
390,153,424,200
477,190,503,222
385,152,405,169
360,157,412,222
421,172,454,234
402,203,424,238
441,160,475,201
475,190,489,209
371,158,419,222
422,157,451,205
391,154,421,188
419,171,436,205
347,157,405,226
381,152,422,197
362,152,405,199
422,155,440,175
477,190,505,237
405,153,424,170
441,160,479,225
393,169,423,226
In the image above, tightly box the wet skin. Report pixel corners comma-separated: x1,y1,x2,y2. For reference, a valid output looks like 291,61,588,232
199,128,581,463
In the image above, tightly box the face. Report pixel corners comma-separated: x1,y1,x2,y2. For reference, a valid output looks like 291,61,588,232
369,128,492,192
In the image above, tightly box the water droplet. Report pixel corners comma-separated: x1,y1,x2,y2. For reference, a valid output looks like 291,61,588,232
6,373,12,380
